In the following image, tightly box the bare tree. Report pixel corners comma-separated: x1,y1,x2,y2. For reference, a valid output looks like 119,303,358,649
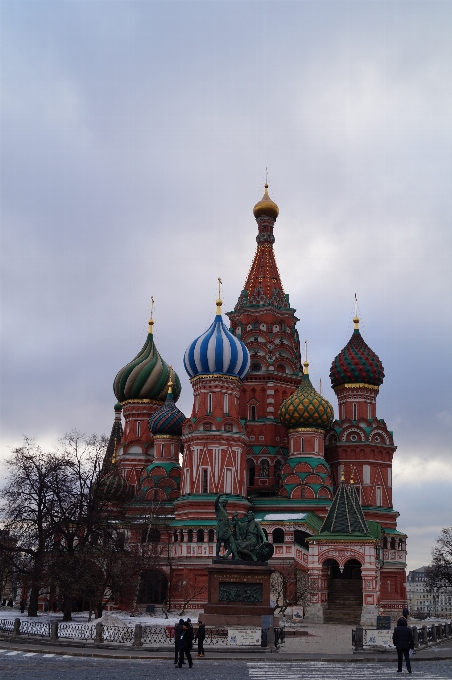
175,573,208,616
270,562,310,616
45,430,129,621
0,438,67,616
0,530,15,603
427,527,452,599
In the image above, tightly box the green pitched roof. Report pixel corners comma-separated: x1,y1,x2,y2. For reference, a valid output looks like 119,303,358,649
319,481,370,536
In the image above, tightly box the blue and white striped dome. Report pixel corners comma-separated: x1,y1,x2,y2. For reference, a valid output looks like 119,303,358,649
184,303,250,380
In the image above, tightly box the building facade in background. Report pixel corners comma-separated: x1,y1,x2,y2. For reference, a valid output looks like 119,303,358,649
103,186,407,624
407,567,452,618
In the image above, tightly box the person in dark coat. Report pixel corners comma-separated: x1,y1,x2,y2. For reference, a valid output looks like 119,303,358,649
174,619,185,666
402,604,409,619
194,621,206,657
393,616,414,673
177,621,194,668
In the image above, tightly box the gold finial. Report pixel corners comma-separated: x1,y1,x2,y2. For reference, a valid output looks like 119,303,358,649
340,467,345,482
353,293,359,329
148,296,155,334
168,366,174,394
216,277,223,315
303,340,309,374
112,442,117,465
350,465,354,484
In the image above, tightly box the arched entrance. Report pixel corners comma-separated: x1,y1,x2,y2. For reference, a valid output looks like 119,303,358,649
137,570,168,605
323,558,362,624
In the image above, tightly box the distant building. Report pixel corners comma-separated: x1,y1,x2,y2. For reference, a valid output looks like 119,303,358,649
407,566,452,617
102,185,408,624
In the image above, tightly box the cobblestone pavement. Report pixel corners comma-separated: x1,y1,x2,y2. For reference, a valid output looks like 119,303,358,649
0,653,452,680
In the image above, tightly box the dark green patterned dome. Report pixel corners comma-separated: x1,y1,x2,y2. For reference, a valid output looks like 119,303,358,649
279,363,334,430
98,468,134,503
113,318,181,403
330,317,384,389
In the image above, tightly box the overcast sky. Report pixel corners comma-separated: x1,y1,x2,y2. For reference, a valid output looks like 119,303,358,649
1,1,451,572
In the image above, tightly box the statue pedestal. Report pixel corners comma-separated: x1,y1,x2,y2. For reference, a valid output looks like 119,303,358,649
202,560,278,627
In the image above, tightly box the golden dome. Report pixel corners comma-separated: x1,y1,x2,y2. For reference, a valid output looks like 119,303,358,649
253,184,279,220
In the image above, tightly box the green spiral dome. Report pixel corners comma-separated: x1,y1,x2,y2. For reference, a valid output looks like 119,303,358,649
113,328,181,403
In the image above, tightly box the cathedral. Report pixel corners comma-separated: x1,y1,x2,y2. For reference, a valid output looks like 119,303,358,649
100,185,407,624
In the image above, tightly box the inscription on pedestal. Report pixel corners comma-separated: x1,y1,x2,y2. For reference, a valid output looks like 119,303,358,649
219,581,263,602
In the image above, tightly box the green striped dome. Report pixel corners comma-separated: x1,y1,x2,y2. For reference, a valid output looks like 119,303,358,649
279,366,334,430
113,331,181,403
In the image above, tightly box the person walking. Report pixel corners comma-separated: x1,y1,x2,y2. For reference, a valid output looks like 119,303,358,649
177,621,194,669
195,621,206,657
393,616,414,674
403,604,409,619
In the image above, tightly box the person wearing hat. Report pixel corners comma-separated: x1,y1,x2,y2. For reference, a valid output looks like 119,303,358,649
393,616,414,674
194,620,206,657
177,621,194,669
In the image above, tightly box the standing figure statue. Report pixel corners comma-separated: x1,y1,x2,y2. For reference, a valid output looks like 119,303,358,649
215,495,238,559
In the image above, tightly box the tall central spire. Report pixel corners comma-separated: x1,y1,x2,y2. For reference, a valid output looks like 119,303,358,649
234,183,289,311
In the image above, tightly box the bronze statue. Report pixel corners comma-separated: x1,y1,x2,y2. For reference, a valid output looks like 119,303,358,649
214,495,274,562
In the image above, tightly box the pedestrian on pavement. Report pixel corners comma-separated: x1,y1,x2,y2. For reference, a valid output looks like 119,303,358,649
174,618,184,666
393,616,414,674
195,620,206,657
177,621,194,669
402,604,409,619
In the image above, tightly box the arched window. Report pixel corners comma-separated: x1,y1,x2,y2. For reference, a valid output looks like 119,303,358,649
224,393,228,414
137,570,168,605
251,363,262,372
260,459,269,478
248,465,255,486
208,529,215,543
249,405,257,421
207,393,213,413
294,530,310,549
173,530,178,542
301,487,306,499
274,459,283,479
136,421,141,437
276,363,286,373
179,530,184,543
141,527,161,544
272,528,285,544
353,403,357,420
301,437,304,453
187,529,193,543
390,538,396,549
197,529,205,543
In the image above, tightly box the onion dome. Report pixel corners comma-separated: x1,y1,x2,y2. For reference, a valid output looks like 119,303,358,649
148,379,186,437
330,316,384,389
279,362,334,430
184,298,250,380
253,183,279,220
98,468,134,503
113,316,181,403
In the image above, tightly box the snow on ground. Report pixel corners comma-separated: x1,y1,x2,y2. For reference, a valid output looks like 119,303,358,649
0,608,205,627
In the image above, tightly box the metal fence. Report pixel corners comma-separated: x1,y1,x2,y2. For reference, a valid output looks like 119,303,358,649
0,619,14,633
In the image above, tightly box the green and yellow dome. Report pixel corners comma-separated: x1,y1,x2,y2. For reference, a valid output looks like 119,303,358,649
279,362,334,430
113,316,181,404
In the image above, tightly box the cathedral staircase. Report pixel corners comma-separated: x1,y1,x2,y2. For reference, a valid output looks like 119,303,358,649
323,578,363,625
